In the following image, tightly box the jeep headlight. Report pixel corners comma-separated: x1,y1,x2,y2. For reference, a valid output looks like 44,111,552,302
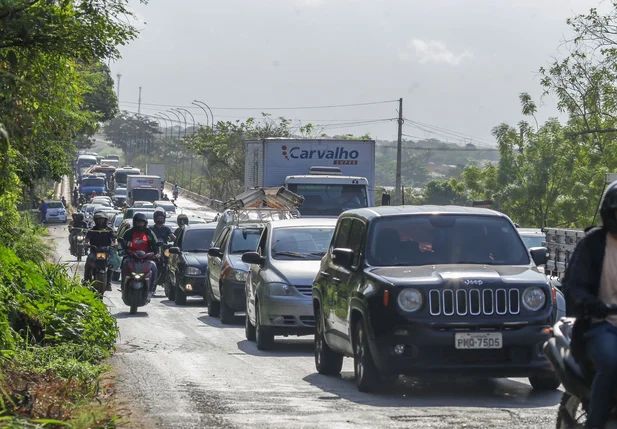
398,288,422,313
233,269,248,282
522,286,546,311
267,282,293,296
186,266,201,276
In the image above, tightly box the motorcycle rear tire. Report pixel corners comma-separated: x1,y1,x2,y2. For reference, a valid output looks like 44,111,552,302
129,291,139,315
77,252,82,262
94,271,106,297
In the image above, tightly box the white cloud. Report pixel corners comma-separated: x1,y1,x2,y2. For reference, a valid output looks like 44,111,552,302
399,39,472,66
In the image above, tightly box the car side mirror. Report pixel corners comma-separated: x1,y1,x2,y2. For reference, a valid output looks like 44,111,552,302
530,246,548,266
208,247,223,258
332,248,354,269
169,247,181,255
242,251,265,266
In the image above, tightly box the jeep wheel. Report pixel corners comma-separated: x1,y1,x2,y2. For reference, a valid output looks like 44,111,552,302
314,307,343,375
255,304,274,350
529,374,561,390
245,299,256,341
353,319,380,392
206,280,220,317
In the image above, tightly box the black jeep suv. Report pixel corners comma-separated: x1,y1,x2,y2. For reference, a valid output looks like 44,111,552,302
312,206,557,392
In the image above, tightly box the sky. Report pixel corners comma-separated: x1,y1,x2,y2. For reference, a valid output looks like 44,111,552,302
111,0,606,146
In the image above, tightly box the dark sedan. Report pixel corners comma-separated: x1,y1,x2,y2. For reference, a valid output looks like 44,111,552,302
167,223,217,305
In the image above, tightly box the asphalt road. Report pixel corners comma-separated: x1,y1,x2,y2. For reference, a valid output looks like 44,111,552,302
46,197,564,429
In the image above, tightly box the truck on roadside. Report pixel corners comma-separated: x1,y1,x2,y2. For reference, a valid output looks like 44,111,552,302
126,175,162,206
244,138,377,217
146,163,166,190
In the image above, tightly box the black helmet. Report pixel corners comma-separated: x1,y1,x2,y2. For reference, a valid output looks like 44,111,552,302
93,211,108,227
154,208,166,221
133,212,148,230
177,214,189,226
76,213,84,222
601,180,617,233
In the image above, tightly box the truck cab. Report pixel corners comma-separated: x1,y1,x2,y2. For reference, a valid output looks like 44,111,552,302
79,174,107,196
284,167,372,218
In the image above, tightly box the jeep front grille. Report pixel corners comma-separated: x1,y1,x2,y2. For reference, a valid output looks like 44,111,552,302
428,288,520,316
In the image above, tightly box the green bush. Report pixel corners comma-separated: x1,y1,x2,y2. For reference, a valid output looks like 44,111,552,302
0,246,118,357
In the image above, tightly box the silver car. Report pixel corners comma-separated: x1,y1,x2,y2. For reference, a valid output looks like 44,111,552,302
242,218,337,350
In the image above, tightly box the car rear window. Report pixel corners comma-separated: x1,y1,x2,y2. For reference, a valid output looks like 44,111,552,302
230,228,262,254
182,229,215,252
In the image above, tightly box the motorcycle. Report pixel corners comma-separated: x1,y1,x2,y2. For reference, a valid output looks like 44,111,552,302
157,241,173,288
87,244,114,297
70,227,87,262
122,249,156,314
543,308,617,428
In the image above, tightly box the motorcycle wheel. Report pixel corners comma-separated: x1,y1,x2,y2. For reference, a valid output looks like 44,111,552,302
94,271,106,297
129,291,139,315
556,392,586,428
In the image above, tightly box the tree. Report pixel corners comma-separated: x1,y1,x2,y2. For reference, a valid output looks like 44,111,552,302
102,112,159,163
0,0,144,192
184,115,293,200
422,179,469,205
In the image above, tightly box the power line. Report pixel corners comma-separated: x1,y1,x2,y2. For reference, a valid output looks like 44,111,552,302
119,99,399,110
403,119,495,147
119,102,392,122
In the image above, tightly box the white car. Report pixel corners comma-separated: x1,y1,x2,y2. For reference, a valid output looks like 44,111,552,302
91,196,112,207
45,201,68,223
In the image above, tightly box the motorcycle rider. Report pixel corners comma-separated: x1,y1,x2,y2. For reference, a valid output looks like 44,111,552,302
173,183,179,199
120,212,159,302
150,208,175,285
562,180,617,429
83,212,115,291
174,213,189,240
68,213,88,255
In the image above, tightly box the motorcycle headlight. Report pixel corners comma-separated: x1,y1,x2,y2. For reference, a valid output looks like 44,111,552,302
397,288,423,313
522,286,546,311
233,269,248,282
267,282,293,296
186,266,201,276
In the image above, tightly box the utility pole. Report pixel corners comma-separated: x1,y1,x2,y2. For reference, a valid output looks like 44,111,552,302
116,73,121,100
138,86,142,114
395,98,404,205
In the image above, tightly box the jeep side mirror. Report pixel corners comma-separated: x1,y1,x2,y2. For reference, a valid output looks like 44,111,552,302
381,193,391,206
169,247,181,255
242,251,265,266
332,248,354,269
529,246,548,266
208,247,223,258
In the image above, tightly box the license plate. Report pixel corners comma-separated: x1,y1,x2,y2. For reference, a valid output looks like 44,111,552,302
96,253,107,260
455,332,502,349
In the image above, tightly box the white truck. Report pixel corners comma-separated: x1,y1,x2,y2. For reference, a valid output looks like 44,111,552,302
126,175,162,206
102,159,120,168
146,164,166,190
244,138,376,217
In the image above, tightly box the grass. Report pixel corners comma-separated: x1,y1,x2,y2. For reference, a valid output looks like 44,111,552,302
0,213,120,428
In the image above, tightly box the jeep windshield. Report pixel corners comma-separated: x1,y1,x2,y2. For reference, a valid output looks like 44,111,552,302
271,227,335,260
367,214,530,266
286,184,367,216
